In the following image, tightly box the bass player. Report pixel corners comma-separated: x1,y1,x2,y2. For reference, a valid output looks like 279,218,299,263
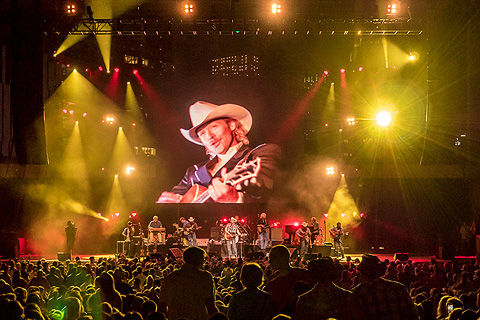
329,222,345,259
155,101,280,204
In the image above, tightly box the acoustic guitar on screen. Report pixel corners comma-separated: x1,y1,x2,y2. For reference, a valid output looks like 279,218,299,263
180,157,262,203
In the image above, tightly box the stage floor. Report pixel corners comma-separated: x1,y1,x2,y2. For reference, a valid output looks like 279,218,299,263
9,252,476,264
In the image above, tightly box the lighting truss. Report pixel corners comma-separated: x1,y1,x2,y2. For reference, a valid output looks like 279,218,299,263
46,18,423,36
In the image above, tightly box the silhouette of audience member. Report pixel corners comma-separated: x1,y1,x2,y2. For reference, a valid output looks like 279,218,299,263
227,263,277,320
352,254,419,320
88,271,123,313
158,246,218,320
295,257,357,320
265,245,314,317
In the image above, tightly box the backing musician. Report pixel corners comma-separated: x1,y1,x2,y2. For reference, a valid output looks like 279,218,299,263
296,222,312,259
122,221,135,257
184,217,201,247
310,216,322,244
148,215,164,245
224,217,241,258
329,222,345,259
257,212,270,251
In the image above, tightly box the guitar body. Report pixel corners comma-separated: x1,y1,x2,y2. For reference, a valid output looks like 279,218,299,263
225,232,234,240
180,185,210,203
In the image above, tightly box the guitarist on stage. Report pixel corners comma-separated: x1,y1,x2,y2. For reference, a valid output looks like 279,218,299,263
225,217,240,258
257,212,270,251
296,222,312,260
184,217,201,247
329,222,345,259
156,101,280,204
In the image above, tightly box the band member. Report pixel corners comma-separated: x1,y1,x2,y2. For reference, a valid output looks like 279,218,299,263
225,217,240,258
296,222,311,259
329,222,345,259
122,221,135,257
148,216,163,245
184,217,200,247
65,221,77,255
156,101,281,203
257,212,270,251
310,217,322,244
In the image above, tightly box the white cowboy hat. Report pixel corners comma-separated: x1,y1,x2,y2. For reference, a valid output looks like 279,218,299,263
180,101,253,145
188,217,195,222
230,217,237,222
302,222,308,227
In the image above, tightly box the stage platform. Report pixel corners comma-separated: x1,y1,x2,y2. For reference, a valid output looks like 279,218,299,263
5,252,476,265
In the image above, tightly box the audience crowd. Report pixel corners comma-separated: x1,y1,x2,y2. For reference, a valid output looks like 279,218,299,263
1,245,480,320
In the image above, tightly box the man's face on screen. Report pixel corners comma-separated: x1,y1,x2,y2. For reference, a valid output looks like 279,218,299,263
197,119,236,155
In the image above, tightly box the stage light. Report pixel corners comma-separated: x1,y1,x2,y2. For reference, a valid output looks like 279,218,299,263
294,222,299,227
82,112,87,117
104,116,115,124
66,3,77,16
271,3,282,14
132,212,138,217
347,117,356,125
125,165,135,175
387,3,398,15
273,222,278,227
340,68,345,74
98,213,102,217
114,174,118,178
66,64,70,68
115,212,120,217
358,67,363,72
353,212,357,216
376,111,392,127
360,212,365,218
69,110,74,115
98,66,103,72
114,67,120,73
324,213,329,218
133,69,138,75
325,123,329,127
408,52,418,62
323,70,329,76
223,218,228,223
240,218,245,223
62,109,68,114
341,213,346,218
85,68,89,72
326,166,335,175
184,3,194,14
132,123,136,127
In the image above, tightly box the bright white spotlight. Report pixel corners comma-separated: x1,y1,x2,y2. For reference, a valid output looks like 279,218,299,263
271,3,282,14
125,165,135,175
376,111,392,127
326,166,335,175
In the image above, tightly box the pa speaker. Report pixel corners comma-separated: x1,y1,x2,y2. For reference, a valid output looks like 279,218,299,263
394,252,409,262
57,252,71,261
311,244,332,257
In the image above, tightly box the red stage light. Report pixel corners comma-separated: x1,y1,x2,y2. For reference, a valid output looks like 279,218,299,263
323,70,329,75
85,68,89,72
340,68,345,74
99,66,103,71
66,64,70,68
324,213,329,218
97,213,102,217
294,222,299,227
114,67,120,73
360,212,365,218
133,69,138,75
240,218,245,223
325,123,329,127
69,110,74,115
223,218,228,223
358,67,363,72
115,212,120,217
132,212,137,217
62,109,68,113
273,223,278,227
132,123,136,127
82,112,87,117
